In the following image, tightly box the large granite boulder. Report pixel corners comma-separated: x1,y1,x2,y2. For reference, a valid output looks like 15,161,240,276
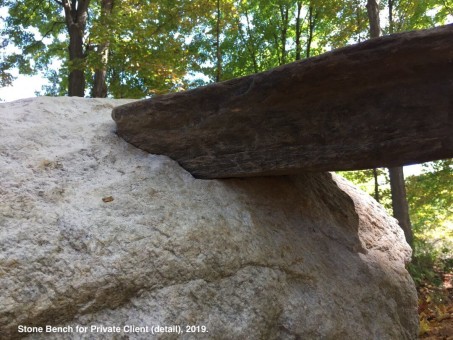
1,97,418,339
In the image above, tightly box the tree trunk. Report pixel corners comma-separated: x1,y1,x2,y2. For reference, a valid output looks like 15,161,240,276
306,5,315,58
92,0,114,98
389,167,413,245
366,0,380,38
92,53,109,98
215,0,222,82
373,168,380,202
279,4,289,65
62,0,91,97
241,8,259,73
367,0,381,201
295,2,303,61
385,0,411,246
67,24,85,97
367,0,412,246
355,0,365,42
388,0,394,34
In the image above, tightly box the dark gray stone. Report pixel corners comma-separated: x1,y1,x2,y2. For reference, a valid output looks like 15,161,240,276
112,24,453,179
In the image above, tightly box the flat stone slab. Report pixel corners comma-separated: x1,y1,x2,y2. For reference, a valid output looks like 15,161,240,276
112,24,453,179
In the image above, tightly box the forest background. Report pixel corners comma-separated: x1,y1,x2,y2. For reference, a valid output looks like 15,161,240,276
1,0,452,328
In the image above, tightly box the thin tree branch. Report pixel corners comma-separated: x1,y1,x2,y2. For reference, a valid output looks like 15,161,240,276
42,21,66,38
61,0,73,27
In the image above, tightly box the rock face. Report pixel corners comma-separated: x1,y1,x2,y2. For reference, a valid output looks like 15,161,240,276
113,24,453,179
1,97,418,339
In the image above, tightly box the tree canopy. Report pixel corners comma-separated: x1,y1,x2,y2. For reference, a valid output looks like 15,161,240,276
2,0,451,98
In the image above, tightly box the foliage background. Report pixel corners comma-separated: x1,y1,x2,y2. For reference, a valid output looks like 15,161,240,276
1,0,451,97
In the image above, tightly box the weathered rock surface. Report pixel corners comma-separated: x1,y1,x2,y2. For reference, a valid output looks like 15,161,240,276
113,24,453,179
1,97,417,339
